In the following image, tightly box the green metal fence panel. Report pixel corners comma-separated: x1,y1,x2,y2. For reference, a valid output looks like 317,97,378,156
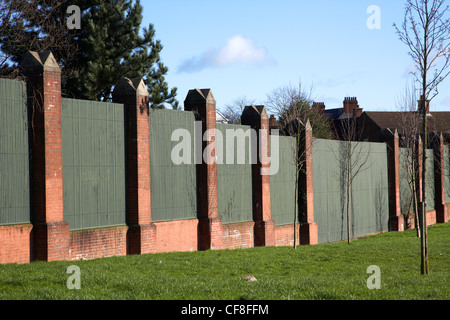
62,98,126,230
399,147,436,213
313,139,389,244
216,123,253,224
0,79,30,225
270,135,297,226
313,139,345,243
150,109,197,221
445,145,450,203
425,149,435,211
399,147,414,214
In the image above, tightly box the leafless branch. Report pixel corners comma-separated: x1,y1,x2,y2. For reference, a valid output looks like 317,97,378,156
0,0,79,84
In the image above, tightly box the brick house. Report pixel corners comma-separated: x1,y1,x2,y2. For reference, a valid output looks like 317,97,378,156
316,96,450,143
357,111,450,143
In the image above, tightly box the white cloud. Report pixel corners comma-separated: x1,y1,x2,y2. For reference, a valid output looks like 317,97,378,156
178,35,273,73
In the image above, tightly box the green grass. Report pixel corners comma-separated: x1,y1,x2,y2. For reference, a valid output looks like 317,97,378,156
1,223,449,300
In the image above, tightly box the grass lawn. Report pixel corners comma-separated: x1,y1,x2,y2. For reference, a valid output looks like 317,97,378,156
0,222,449,300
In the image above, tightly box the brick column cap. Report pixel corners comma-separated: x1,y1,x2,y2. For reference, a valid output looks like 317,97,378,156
19,51,61,74
430,131,444,142
112,77,149,97
241,105,269,125
380,128,399,142
184,89,215,108
301,118,312,131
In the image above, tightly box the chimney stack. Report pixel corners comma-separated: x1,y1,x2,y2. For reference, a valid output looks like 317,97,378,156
269,114,277,128
344,97,363,118
343,97,359,115
312,102,326,113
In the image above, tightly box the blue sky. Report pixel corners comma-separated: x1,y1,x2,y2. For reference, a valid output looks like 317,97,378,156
143,0,450,112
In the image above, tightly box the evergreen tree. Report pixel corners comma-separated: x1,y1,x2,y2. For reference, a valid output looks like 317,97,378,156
0,0,178,108
67,0,177,108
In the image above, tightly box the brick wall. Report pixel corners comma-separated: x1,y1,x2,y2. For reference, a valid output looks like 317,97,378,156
0,224,33,264
69,226,128,261
0,50,448,264
274,224,300,247
152,219,198,253
222,222,255,250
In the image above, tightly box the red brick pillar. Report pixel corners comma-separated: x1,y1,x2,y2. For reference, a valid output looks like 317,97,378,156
184,89,223,250
299,119,318,245
384,129,404,231
112,78,154,254
431,132,448,223
20,51,69,261
241,105,274,247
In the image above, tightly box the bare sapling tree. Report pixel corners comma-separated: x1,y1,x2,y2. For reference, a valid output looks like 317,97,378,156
265,83,325,248
394,0,450,275
396,83,422,236
220,96,256,124
333,116,370,244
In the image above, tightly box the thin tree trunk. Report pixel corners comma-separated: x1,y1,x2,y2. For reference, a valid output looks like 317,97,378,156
421,99,429,275
412,156,420,237
347,142,351,245
346,181,350,244
293,135,301,249
413,179,420,238
421,15,429,273
294,167,299,249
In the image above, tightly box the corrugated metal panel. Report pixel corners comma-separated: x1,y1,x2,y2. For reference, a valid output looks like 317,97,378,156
62,98,126,230
150,109,197,221
313,139,389,243
399,147,436,212
216,123,253,224
399,147,414,214
425,149,435,210
270,135,297,226
445,145,450,203
0,79,30,225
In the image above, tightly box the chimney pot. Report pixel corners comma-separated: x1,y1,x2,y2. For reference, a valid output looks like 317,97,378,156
312,102,326,113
